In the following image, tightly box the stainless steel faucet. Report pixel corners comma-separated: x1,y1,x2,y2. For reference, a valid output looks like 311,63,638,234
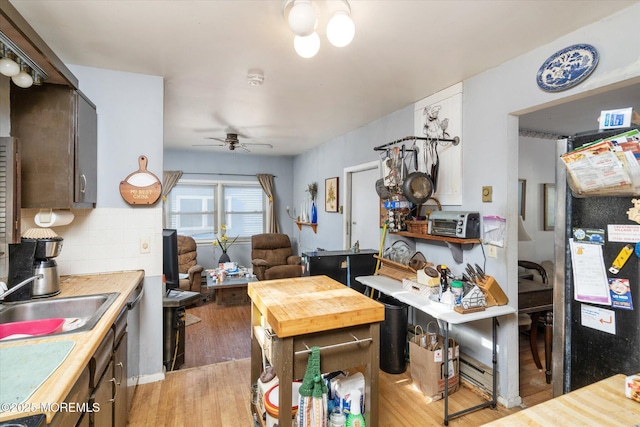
0,275,44,302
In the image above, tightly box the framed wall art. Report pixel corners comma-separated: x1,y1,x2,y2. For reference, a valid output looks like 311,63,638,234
325,177,339,212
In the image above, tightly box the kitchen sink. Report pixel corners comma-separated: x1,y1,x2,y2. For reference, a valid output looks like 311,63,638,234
0,293,119,341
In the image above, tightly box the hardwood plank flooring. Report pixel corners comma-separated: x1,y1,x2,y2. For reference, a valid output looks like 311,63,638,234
183,298,251,368
129,299,552,426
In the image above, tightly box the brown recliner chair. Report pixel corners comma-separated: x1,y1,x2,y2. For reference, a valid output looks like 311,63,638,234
177,235,204,291
251,233,302,281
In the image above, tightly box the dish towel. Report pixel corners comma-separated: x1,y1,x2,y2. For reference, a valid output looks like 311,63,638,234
0,340,75,407
297,346,328,427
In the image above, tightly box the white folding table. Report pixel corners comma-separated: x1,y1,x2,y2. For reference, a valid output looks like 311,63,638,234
356,275,515,425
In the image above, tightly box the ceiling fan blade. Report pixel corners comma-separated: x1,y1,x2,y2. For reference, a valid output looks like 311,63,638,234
243,142,273,148
192,143,226,147
205,137,227,143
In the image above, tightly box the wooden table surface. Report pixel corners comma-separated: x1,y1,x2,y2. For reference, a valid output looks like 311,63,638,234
249,275,384,427
248,275,384,337
483,374,640,426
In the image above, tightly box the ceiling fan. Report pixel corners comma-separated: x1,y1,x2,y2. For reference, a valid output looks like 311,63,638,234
193,133,273,152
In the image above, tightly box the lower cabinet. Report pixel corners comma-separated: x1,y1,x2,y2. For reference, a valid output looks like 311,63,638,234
90,360,114,426
90,329,115,427
46,309,129,427
49,366,91,427
113,332,128,427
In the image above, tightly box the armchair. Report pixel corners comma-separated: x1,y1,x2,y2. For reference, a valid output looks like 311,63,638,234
251,233,302,281
177,235,204,291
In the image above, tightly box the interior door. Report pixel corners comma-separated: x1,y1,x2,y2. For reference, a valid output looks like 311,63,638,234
349,166,380,251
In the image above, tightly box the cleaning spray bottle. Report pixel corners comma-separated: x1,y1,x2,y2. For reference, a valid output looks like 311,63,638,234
345,389,365,427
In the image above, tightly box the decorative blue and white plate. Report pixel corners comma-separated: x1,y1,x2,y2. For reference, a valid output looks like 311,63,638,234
536,44,598,92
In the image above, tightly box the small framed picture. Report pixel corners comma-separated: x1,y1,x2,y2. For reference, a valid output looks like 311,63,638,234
325,177,339,212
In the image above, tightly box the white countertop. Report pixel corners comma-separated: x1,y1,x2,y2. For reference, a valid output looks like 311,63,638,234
356,275,516,324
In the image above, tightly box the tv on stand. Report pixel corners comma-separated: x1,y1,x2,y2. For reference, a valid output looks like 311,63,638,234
162,229,180,292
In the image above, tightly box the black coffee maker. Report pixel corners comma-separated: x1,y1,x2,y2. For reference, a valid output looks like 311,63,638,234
5,240,37,302
23,237,63,298
5,237,63,302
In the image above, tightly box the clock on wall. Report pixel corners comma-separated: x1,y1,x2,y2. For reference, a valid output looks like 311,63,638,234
536,44,599,92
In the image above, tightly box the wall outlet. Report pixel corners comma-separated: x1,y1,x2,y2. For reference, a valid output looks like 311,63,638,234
487,245,497,258
482,186,493,202
140,236,151,254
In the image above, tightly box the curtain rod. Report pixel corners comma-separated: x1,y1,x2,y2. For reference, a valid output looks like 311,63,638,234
181,172,276,178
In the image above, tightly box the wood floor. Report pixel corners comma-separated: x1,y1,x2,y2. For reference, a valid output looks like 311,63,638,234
128,298,552,426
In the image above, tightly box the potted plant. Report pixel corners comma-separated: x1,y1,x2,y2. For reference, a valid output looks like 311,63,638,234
212,224,238,264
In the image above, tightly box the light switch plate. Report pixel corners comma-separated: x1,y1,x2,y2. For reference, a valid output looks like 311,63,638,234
140,236,151,254
482,186,492,202
487,245,498,258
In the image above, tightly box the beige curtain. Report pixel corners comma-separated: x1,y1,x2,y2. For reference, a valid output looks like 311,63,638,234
257,173,280,233
162,170,183,228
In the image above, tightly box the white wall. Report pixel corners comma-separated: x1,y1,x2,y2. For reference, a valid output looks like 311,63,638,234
292,105,414,254
518,137,556,262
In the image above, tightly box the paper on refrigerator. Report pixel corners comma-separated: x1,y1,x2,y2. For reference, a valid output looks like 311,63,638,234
569,238,612,305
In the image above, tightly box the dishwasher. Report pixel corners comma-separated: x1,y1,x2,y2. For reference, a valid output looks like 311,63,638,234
126,280,144,409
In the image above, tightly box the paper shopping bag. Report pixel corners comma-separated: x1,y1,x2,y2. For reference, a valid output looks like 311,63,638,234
409,322,459,401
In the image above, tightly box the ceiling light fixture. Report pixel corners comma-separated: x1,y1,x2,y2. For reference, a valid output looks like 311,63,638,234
12,61,34,88
0,46,20,77
287,0,316,37
326,8,354,47
294,32,321,58
0,32,47,88
283,0,355,58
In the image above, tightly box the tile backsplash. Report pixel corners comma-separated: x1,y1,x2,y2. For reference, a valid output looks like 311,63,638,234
15,207,163,278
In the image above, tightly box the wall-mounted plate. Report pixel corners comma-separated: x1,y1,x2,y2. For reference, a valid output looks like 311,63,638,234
536,44,598,92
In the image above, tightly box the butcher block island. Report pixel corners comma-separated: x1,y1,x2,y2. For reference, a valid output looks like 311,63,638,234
249,275,384,427
0,270,144,425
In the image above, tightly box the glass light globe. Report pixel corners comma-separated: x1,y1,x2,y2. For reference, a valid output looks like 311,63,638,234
288,0,316,37
12,69,33,88
327,10,355,47
294,32,320,58
0,56,20,77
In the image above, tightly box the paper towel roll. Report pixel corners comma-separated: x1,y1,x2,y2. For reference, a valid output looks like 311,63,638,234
34,210,75,227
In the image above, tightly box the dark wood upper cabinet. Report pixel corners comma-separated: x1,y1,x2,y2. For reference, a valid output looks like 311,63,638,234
11,84,97,209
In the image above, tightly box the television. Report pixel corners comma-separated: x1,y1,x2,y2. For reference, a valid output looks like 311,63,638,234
162,229,180,291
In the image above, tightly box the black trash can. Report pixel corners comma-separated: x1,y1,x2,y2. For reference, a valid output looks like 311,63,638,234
377,295,408,374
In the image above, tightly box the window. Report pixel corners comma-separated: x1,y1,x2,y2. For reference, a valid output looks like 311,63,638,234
166,180,266,241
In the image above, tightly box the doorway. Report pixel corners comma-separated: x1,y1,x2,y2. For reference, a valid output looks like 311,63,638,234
343,161,380,251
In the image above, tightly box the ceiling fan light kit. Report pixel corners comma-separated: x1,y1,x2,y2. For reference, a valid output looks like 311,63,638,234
283,0,355,58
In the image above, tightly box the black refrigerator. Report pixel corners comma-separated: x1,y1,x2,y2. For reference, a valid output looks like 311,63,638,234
562,126,640,392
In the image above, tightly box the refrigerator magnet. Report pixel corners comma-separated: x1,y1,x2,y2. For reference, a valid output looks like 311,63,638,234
609,244,634,274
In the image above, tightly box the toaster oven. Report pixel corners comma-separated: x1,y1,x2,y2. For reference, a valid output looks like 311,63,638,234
429,211,480,239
